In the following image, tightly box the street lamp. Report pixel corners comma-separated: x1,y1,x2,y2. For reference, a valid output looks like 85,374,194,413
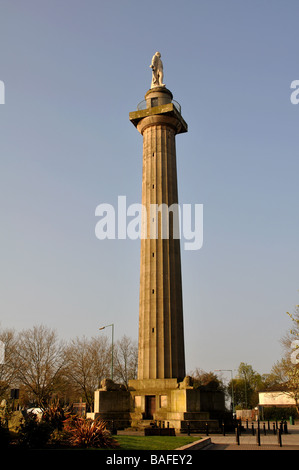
215,369,235,414
99,323,114,381
241,369,248,409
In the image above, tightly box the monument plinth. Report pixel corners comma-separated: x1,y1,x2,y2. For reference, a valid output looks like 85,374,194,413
88,54,225,432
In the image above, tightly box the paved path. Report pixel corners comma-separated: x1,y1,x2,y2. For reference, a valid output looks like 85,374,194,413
118,423,299,451
204,424,299,450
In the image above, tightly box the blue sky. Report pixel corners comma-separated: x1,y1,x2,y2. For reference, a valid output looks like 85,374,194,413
0,0,298,378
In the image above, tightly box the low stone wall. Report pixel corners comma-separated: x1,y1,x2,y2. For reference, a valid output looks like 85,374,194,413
176,437,211,450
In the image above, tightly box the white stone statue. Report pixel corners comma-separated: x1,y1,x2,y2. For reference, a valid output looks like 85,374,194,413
150,51,165,88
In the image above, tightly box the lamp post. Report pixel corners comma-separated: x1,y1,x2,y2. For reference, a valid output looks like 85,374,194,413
99,324,114,381
215,369,235,414
242,370,248,409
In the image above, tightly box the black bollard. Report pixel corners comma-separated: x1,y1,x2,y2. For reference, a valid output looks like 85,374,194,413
273,422,276,435
277,428,282,447
112,420,117,435
263,422,266,436
235,427,240,445
267,420,270,431
237,421,241,436
256,427,261,446
222,421,225,436
283,420,288,434
251,422,255,435
246,419,249,430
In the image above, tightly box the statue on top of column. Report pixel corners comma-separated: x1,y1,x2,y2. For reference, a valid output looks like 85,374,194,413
150,52,165,88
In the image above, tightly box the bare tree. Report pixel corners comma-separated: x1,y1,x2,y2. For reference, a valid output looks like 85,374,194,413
1,323,139,410
190,368,225,391
13,325,66,408
276,305,299,413
114,335,138,389
64,335,110,409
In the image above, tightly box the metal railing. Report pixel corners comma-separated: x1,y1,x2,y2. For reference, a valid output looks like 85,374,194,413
137,99,181,114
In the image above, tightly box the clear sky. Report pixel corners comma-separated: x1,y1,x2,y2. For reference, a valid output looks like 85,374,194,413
0,0,298,379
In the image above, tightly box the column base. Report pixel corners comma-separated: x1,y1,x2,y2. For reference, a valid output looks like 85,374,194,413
88,377,226,433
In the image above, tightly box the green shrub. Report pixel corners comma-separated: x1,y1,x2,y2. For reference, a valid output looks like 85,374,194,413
48,428,72,448
0,419,10,448
42,401,70,431
263,407,298,421
16,412,53,449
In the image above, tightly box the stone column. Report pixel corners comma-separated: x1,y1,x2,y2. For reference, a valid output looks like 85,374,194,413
130,87,188,383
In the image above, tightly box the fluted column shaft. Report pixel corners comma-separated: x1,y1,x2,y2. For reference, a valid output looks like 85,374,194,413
137,111,186,382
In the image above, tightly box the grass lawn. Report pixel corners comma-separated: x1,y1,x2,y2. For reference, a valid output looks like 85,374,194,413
113,435,202,451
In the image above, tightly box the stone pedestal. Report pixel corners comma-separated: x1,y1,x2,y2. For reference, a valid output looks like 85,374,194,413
128,377,224,432
87,377,225,433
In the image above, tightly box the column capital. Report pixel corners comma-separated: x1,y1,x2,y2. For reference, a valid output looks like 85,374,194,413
129,103,187,135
